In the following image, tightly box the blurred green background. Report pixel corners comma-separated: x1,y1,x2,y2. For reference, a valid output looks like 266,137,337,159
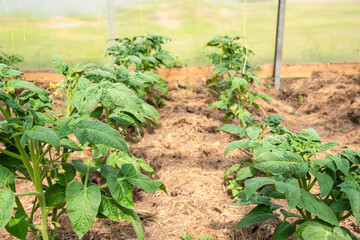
0,0,359,69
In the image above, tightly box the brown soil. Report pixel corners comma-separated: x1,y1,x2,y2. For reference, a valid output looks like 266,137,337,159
1,69,360,239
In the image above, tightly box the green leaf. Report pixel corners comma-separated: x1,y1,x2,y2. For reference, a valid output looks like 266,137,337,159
318,141,339,152
280,209,301,219
298,225,352,240
5,210,29,240
107,170,134,209
236,166,258,181
72,160,100,175
119,164,165,194
273,221,296,240
118,207,144,240
60,139,82,151
7,80,48,95
253,151,308,178
231,77,248,90
316,172,334,198
45,184,66,207
0,165,14,186
0,188,15,229
99,196,120,222
245,177,276,199
21,126,60,151
66,182,101,239
54,163,76,186
53,56,69,75
225,140,257,156
298,189,338,226
71,119,128,153
245,127,261,140
275,179,301,209
346,189,360,224
218,124,244,134
329,199,351,212
297,129,322,142
236,205,280,229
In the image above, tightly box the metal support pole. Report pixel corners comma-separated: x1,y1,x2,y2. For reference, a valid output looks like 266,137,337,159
273,0,286,90
106,0,116,41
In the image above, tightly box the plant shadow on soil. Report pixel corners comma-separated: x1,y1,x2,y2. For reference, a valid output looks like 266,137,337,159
1,70,360,239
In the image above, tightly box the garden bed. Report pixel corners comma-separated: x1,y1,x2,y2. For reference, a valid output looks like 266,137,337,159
1,67,359,239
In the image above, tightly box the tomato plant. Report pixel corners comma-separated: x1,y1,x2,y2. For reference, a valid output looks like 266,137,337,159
206,36,270,125
0,50,23,68
0,61,166,240
105,34,176,107
223,115,360,240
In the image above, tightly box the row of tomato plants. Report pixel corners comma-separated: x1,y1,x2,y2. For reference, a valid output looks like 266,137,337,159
0,34,179,240
205,36,360,239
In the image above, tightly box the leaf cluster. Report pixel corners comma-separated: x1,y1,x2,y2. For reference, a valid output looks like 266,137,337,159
0,61,166,240
206,36,270,124
105,34,175,107
222,115,360,240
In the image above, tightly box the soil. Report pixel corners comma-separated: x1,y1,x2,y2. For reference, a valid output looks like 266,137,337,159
1,68,360,240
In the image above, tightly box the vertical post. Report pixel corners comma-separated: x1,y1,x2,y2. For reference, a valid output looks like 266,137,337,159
273,0,286,90
106,0,116,41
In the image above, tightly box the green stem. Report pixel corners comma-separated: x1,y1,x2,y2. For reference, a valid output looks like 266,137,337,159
49,207,58,239
98,183,108,189
33,159,49,240
0,147,22,160
306,178,317,191
14,191,41,197
104,106,110,124
296,206,307,219
301,177,308,191
340,211,353,221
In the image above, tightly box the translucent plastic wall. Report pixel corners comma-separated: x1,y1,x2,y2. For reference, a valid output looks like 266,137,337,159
0,0,359,69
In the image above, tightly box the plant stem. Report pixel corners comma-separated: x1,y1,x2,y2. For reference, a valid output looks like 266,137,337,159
296,206,307,219
33,159,49,240
340,211,353,221
0,147,22,160
14,191,41,197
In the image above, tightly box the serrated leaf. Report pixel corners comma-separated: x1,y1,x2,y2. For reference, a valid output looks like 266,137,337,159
0,165,15,186
298,189,338,226
273,221,296,240
45,184,66,207
66,182,101,239
253,151,308,178
0,188,14,229
236,205,280,229
231,77,248,90
5,210,28,240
